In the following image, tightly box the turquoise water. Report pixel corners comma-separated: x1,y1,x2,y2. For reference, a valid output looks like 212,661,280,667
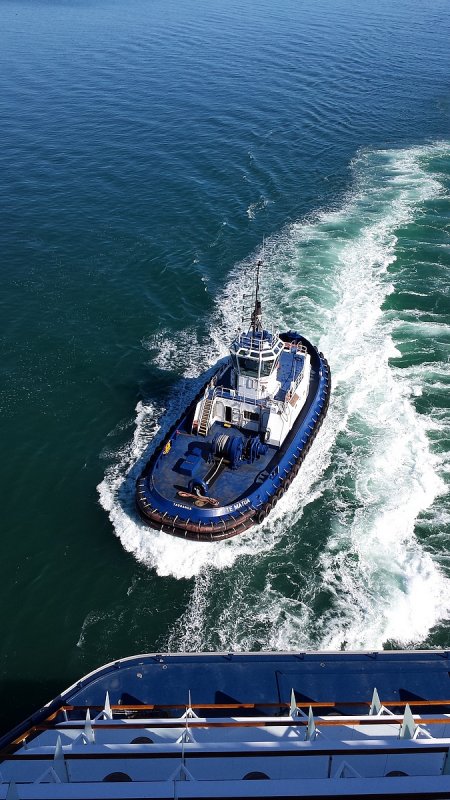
1,0,450,728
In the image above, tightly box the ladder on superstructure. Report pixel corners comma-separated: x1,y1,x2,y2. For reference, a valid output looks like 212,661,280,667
198,397,213,436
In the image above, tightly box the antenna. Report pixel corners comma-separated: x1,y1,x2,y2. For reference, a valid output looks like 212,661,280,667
240,238,265,335
250,258,263,333
249,236,265,334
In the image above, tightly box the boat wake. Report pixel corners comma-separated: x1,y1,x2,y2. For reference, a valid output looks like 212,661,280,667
98,142,450,649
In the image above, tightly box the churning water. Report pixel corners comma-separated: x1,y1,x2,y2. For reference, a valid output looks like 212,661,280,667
1,0,450,730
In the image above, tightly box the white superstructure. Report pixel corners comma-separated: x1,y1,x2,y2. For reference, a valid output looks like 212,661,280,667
192,265,312,447
3,686,450,796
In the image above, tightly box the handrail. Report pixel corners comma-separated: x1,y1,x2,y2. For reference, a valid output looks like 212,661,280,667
236,330,279,352
53,716,450,727
6,702,450,760
51,699,450,712
213,386,270,410
9,715,450,740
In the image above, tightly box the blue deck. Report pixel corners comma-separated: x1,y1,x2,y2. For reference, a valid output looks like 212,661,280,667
274,351,304,401
64,651,450,713
153,424,277,507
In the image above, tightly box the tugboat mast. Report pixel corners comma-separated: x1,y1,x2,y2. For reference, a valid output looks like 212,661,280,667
250,259,263,334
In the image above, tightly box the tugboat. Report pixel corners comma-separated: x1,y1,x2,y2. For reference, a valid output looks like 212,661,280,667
136,261,330,540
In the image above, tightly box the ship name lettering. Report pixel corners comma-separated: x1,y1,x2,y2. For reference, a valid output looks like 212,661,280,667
232,499,250,510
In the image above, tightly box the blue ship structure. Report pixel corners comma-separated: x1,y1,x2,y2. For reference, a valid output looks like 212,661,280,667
4,649,450,796
136,262,330,540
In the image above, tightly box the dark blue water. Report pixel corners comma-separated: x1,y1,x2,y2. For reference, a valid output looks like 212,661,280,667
1,0,450,729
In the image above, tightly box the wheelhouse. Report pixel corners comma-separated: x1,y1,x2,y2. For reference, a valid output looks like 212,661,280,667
230,331,284,380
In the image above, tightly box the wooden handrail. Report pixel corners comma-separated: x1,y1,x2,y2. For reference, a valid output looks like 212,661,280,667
20,716,450,733
5,701,450,762
49,698,450,715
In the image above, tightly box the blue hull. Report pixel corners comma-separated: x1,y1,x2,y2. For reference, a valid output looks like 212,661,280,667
136,332,330,540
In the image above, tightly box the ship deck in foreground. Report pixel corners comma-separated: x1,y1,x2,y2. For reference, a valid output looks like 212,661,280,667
3,650,450,797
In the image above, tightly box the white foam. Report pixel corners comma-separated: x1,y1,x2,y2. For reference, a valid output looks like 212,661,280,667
99,142,450,650
164,142,450,651
246,196,269,220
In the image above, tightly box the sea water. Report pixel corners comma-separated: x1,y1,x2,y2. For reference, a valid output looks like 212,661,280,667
1,0,449,729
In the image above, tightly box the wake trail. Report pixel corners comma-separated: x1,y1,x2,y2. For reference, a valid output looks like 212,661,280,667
98,142,450,652
166,143,450,652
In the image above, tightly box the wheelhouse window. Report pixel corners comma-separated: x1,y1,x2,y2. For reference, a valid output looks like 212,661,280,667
237,356,259,377
260,359,275,377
